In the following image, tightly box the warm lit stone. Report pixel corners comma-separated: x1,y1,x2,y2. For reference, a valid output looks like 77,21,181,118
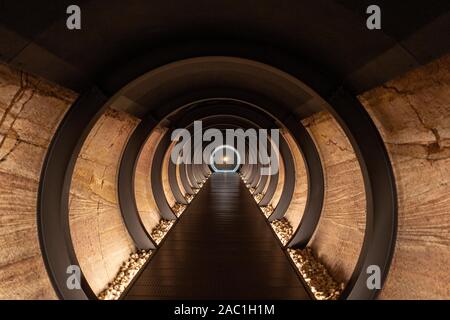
358,53,450,299
301,111,365,287
253,193,264,203
69,108,138,295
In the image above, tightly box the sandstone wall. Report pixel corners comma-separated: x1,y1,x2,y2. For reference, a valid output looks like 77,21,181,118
359,54,450,299
0,64,74,299
303,111,366,285
69,108,138,295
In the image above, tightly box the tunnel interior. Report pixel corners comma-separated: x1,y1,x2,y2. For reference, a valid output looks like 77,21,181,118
0,1,449,301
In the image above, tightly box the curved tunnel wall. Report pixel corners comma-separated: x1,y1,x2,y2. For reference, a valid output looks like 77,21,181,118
358,55,450,299
282,130,308,229
0,52,449,299
134,126,168,236
161,141,177,209
302,111,366,286
69,108,138,295
0,64,74,299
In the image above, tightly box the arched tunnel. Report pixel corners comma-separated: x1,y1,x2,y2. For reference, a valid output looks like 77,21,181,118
0,1,449,301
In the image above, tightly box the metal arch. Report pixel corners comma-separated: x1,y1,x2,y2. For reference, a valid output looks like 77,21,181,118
246,148,260,187
37,87,320,300
128,54,396,299
169,100,308,222
201,163,211,177
189,124,261,174
36,54,323,300
118,115,158,250
186,160,200,188
326,89,397,300
179,159,194,195
171,115,272,191
259,150,280,206
268,136,296,222
168,148,188,204
286,114,325,247
172,112,280,195
151,131,178,220
193,163,207,182
38,43,396,299
254,172,269,194
170,104,279,193
192,122,268,202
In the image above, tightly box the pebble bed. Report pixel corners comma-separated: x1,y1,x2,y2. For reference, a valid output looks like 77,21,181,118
185,193,194,203
151,219,175,244
98,249,152,300
288,247,344,300
249,187,256,194
253,193,264,203
260,204,274,218
270,218,293,245
172,202,187,217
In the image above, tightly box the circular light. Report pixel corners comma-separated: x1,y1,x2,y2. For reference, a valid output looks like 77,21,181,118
210,145,241,173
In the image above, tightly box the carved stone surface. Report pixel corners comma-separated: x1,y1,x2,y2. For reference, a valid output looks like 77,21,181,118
302,111,366,285
359,53,450,299
0,64,74,299
176,160,187,196
69,108,138,295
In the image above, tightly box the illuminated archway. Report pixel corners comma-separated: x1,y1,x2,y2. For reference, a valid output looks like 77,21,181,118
210,145,241,173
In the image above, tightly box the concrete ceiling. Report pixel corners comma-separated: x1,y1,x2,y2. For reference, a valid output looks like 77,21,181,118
0,0,448,98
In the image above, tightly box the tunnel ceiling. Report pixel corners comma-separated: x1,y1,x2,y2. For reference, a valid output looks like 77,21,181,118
0,0,449,103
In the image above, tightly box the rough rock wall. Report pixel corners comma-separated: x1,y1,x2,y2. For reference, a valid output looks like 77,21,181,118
69,108,138,295
176,160,187,196
0,64,74,299
303,111,366,285
359,54,450,299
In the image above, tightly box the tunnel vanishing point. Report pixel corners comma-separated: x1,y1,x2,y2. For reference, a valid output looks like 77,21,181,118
0,1,449,300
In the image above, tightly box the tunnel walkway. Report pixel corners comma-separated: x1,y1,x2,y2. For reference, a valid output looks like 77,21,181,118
124,173,310,299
